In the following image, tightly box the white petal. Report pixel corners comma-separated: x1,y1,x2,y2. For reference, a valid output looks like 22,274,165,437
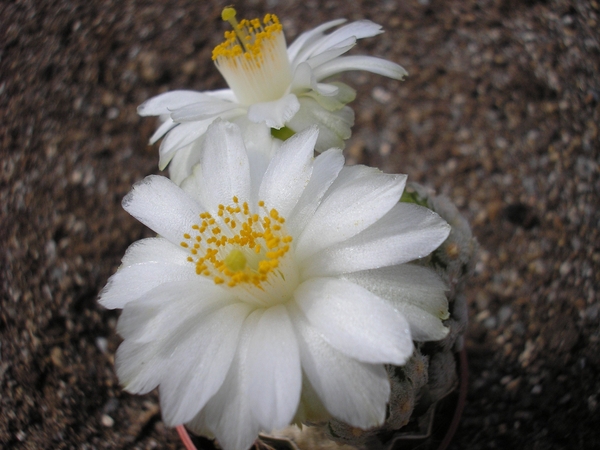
158,120,212,169
342,264,449,318
116,339,165,395
247,305,301,430
288,148,344,237
258,126,317,217
159,302,253,425
323,162,374,187
289,62,339,98
149,117,177,144
305,21,382,60
180,163,203,197
305,39,356,69
303,202,451,277
287,19,347,65
313,82,339,96
116,279,228,342
293,278,413,365
392,302,449,341
286,98,354,151
168,138,204,186
313,55,408,81
120,237,188,267
290,305,391,428
114,280,234,394
205,88,238,102
197,120,251,212
193,310,264,450
342,265,450,341
171,99,242,122
289,61,313,92
101,237,199,308
300,82,356,112
247,94,300,129
289,66,340,99
295,167,406,262
99,260,197,309
238,119,275,158
158,109,245,170
237,121,280,202
137,90,211,116
122,175,202,244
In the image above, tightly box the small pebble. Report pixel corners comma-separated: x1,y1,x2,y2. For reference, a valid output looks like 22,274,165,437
498,306,512,325
506,378,521,392
50,347,63,368
484,316,497,330
558,393,572,405
559,260,572,276
372,87,392,104
101,414,114,427
95,337,109,354
107,107,120,120
379,142,392,156
588,395,598,413
103,398,119,414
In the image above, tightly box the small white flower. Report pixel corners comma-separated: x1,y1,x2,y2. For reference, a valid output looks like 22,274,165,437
99,121,449,450
138,8,408,183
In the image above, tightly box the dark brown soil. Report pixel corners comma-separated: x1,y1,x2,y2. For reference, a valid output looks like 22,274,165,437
1,0,598,449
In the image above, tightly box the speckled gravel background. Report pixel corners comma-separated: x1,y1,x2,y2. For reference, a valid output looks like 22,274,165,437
1,0,599,448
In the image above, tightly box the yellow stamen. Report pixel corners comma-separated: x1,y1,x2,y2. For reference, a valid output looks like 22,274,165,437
212,7,291,105
181,198,293,289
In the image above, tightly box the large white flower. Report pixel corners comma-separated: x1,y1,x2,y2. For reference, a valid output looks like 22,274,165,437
99,120,450,450
138,8,408,184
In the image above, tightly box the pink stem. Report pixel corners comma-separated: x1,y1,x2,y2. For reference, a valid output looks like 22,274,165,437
176,425,197,450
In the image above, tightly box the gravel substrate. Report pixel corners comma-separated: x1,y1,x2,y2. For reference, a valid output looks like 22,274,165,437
1,0,598,449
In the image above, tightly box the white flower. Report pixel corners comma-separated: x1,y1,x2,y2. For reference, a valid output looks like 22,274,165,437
99,120,449,450
138,8,408,183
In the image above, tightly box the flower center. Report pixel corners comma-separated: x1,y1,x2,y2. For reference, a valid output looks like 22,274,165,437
212,7,293,105
180,196,298,306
